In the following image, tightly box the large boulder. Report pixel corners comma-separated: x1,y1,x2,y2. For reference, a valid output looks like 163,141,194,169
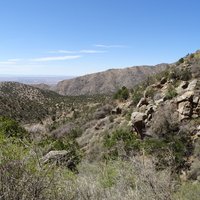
41,150,78,172
176,81,189,94
177,101,193,120
94,104,113,119
131,112,146,123
176,91,194,103
160,77,167,85
176,87,200,120
187,79,198,91
137,97,148,108
131,112,147,139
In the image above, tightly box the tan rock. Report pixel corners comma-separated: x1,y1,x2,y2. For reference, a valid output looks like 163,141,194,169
178,101,192,116
138,105,147,113
176,81,189,94
155,98,164,105
192,114,199,119
187,79,198,91
137,97,148,108
41,150,69,164
176,91,194,103
41,150,78,172
131,112,147,139
193,96,199,104
131,112,147,123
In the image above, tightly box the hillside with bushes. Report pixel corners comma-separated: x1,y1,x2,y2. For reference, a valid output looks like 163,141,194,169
0,50,200,199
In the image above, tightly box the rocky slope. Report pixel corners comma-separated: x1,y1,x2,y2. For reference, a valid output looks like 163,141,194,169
55,64,168,96
71,51,200,181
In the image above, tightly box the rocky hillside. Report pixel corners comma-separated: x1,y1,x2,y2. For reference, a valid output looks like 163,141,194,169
55,64,168,96
75,50,200,179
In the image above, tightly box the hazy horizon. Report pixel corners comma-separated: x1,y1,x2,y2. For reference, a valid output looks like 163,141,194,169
0,75,75,85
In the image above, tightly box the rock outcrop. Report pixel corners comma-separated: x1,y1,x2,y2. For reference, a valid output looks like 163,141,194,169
131,112,147,139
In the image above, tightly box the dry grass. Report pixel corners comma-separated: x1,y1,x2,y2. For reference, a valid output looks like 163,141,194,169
75,157,173,200
0,139,174,200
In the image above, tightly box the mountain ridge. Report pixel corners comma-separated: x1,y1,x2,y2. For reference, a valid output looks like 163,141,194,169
54,64,169,96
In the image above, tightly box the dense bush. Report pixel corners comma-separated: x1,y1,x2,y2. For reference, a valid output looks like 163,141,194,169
131,85,144,106
103,128,141,159
168,68,192,81
148,105,193,171
155,69,170,82
0,116,28,138
164,85,177,100
104,100,192,172
38,135,82,167
114,86,129,100
178,57,184,64
145,86,156,98
180,68,192,81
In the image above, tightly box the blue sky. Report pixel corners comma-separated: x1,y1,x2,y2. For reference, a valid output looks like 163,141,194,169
0,0,200,76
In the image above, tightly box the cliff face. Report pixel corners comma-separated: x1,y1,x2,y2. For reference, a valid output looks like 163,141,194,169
55,64,168,96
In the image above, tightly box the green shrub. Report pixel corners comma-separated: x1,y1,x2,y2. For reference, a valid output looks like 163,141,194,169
189,53,195,59
155,69,170,81
131,85,143,106
180,68,192,81
168,68,192,81
141,136,189,171
178,57,184,64
114,86,129,100
145,86,156,98
38,136,82,166
103,128,141,159
164,85,177,100
0,116,28,139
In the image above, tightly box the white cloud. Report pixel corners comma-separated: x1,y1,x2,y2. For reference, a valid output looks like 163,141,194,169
48,50,76,54
8,58,23,62
0,61,17,65
31,55,81,62
95,44,127,48
80,49,106,54
0,58,23,65
48,49,106,54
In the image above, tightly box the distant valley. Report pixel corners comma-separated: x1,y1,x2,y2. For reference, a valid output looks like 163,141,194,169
0,75,73,85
